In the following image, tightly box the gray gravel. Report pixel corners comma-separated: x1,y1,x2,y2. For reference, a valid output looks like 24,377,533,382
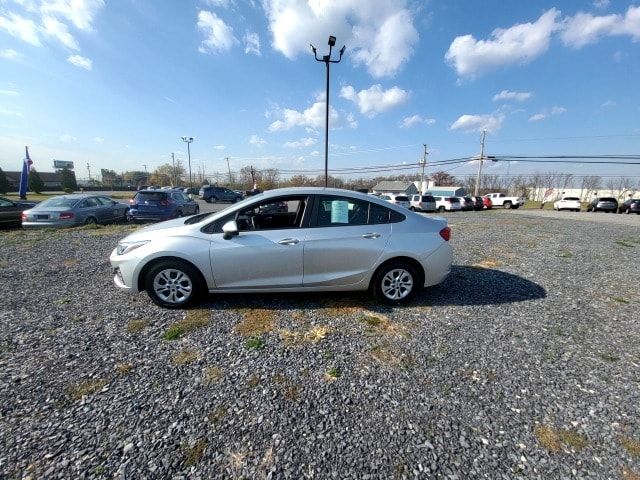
1,210,639,479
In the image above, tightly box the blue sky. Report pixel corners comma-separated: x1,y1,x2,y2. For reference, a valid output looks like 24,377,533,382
0,0,639,182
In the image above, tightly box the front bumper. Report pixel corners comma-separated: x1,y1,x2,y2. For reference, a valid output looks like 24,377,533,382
110,248,138,293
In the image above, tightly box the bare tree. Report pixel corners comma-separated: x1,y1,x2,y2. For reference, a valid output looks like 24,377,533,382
616,176,634,201
580,175,601,201
528,172,543,200
605,177,617,196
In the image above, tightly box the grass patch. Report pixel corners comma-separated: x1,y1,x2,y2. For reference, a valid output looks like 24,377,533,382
62,258,77,267
621,466,640,480
115,363,134,375
556,251,573,258
246,374,260,388
68,378,107,400
207,406,227,423
319,298,367,317
245,336,265,350
171,349,200,365
183,438,207,467
162,310,210,340
324,367,341,381
369,343,414,368
611,297,630,304
471,258,504,269
358,311,406,337
534,425,588,452
81,223,140,236
620,437,640,457
599,352,620,363
55,297,71,305
234,309,276,336
125,319,149,333
615,238,640,248
203,366,223,385
279,325,329,345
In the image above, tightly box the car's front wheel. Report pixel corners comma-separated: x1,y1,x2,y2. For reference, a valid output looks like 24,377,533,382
145,260,204,308
438,206,445,213
371,261,420,305
503,201,512,209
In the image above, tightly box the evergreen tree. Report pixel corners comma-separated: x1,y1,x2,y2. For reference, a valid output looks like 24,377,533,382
29,170,45,193
0,168,8,194
60,168,78,191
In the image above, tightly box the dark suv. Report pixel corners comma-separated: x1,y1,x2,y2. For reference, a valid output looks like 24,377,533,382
586,197,618,213
199,186,243,203
618,198,640,214
128,190,199,222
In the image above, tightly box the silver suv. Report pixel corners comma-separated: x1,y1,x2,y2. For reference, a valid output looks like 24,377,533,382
410,194,436,212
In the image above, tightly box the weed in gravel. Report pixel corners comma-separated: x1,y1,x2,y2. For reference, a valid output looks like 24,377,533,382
203,366,223,385
611,297,630,304
284,384,300,400
171,349,200,365
599,352,620,362
94,465,106,475
235,309,276,336
369,343,414,368
125,319,149,333
322,348,334,360
621,466,640,480
62,258,77,267
208,406,227,424
245,336,265,350
320,298,368,317
324,367,341,381
472,258,504,269
358,311,405,337
68,378,107,400
55,297,71,305
615,238,640,248
279,325,329,345
116,363,134,375
246,374,260,388
534,425,588,452
620,436,640,457
556,251,573,258
162,310,209,340
183,438,207,466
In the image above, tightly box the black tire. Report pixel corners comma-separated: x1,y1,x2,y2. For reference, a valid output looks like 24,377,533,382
626,208,631,214
503,201,512,209
84,216,97,225
210,196,218,204
194,206,200,214
144,259,204,309
438,206,445,213
409,206,416,211
176,210,183,218
205,197,213,204
122,208,130,223
371,261,420,305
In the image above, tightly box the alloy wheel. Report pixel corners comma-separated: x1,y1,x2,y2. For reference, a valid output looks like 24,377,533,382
380,268,414,301
152,268,193,305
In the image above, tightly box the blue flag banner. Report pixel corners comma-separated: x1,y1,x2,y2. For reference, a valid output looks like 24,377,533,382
19,146,33,199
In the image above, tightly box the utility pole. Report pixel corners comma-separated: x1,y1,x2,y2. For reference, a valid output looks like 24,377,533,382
474,129,486,196
250,165,256,189
171,152,176,186
86,162,91,182
225,157,232,185
420,144,428,194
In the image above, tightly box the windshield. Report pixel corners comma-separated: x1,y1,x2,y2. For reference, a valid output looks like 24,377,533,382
38,197,80,208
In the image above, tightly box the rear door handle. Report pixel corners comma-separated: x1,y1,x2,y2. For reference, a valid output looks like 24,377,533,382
362,233,381,239
278,238,299,245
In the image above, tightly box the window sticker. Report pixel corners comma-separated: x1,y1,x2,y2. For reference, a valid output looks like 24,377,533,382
330,200,349,223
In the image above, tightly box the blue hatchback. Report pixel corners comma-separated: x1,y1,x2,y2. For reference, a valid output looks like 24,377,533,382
128,190,199,222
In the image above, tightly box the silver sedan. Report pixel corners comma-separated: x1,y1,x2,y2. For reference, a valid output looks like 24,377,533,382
22,194,129,228
110,188,453,308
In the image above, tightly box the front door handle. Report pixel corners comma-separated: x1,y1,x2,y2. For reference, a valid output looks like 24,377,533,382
362,233,381,239
278,238,299,245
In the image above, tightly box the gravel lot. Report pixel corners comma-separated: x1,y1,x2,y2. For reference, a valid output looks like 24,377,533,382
1,210,639,479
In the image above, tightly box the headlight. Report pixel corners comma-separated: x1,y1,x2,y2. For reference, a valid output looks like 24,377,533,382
116,240,150,256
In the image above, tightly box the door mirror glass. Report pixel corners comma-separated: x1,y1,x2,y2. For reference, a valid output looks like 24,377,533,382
222,220,239,239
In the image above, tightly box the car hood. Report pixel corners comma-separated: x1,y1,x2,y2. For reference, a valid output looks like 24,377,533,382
121,217,194,242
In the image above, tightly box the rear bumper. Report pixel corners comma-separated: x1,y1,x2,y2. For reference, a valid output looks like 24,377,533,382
422,242,453,287
22,220,76,228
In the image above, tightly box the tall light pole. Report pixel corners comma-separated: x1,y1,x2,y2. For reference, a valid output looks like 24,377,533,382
420,144,428,193
474,129,486,196
311,36,345,188
181,136,194,188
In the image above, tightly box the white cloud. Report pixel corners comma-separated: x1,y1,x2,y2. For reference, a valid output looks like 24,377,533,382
0,90,20,96
205,0,233,7
213,145,226,150
41,16,78,49
93,136,104,143
283,137,317,148
243,31,261,55
492,90,533,102
561,6,640,48
309,150,320,157
340,84,409,117
262,0,419,78
268,101,338,131
59,133,76,143
0,12,41,46
67,54,92,70
197,10,238,54
528,113,546,122
0,49,21,59
551,105,566,115
346,112,358,129
529,106,566,121
593,0,610,9
399,114,436,128
249,134,267,147
40,0,105,31
601,100,616,108
445,9,560,77
450,114,503,133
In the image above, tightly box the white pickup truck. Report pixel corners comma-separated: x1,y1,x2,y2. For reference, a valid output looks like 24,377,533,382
483,192,526,209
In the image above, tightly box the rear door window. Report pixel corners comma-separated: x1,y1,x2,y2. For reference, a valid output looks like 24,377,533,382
135,192,166,202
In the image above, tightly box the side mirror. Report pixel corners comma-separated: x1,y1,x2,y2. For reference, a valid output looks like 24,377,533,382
188,194,194,200
222,220,239,240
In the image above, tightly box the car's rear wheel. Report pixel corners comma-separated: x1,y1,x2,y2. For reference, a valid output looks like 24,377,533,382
372,261,419,305
84,216,97,225
176,210,183,218
438,206,445,213
210,196,218,204
145,260,204,308
503,201,512,209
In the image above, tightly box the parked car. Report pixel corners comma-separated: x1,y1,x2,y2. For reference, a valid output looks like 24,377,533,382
199,186,243,203
110,188,453,308
618,198,640,214
482,196,493,210
586,197,618,213
433,196,461,212
182,187,199,196
459,197,475,211
22,195,129,228
483,192,525,209
410,194,436,212
472,196,485,211
387,194,410,209
0,196,37,227
128,190,199,222
553,196,581,212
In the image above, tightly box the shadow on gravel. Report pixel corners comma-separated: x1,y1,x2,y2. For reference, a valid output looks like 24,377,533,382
198,265,545,311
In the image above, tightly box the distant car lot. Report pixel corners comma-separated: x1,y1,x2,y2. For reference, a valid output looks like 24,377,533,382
1,209,639,478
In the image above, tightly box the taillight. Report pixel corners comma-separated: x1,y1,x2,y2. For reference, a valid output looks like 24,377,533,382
129,198,135,204
59,211,75,220
439,226,451,241
21,212,27,221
